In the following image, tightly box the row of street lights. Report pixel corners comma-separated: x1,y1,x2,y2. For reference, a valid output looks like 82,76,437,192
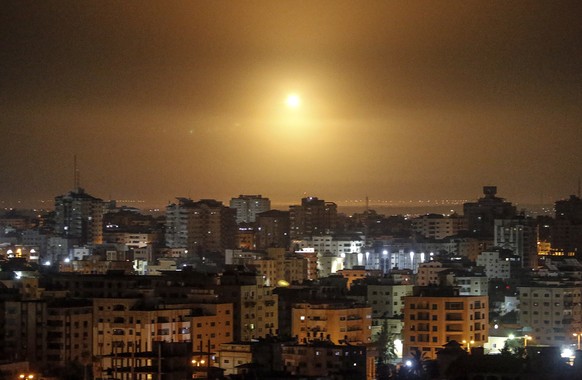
508,334,533,347
506,332,582,350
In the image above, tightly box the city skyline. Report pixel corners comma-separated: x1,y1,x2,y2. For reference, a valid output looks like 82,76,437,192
2,1,581,207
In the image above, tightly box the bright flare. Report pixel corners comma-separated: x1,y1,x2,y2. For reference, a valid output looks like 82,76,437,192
285,94,301,108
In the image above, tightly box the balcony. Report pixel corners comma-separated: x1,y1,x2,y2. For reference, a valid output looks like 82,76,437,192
445,302,464,311
417,323,430,332
417,313,430,321
445,313,463,321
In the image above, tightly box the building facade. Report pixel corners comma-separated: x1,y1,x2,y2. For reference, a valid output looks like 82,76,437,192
289,197,337,240
229,194,271,224
518,283,582,346
291,301,372,345
165,198,237,253
54,188,104,245
403,287,489,360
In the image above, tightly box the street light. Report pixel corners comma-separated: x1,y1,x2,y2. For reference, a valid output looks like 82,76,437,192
19,375,34,379
574,333,582,350
462,339,475,351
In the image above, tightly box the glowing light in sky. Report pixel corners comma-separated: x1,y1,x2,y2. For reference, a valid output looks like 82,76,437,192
285,93,301,108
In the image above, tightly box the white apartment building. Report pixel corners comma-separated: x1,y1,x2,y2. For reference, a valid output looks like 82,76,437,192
297,234,364,257
229,194,270,224
411,214,467,240
103,232,157,248
452,274,488,296
476,250,511,279
367,283,414,318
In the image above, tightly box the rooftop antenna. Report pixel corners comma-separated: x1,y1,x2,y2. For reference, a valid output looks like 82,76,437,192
73,155,80,190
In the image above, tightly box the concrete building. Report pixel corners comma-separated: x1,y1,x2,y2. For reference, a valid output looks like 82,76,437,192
363,279,414,319
103,232,159,249
295,249,318,280
476,250,511,280
92,298,192,379
229,194,270,224
291,301,372,345
411,214,467,240
217,342,253,376
190,302,233,354
316,251,345,278
336,267,372,290
416,261,448,286
463,186,517,237
494,218,537,269
249,247,308,287
54,188,104,245
216,271,278,341
441,269,489,296
255,210,290,250
0,296,47,369
46,298,93,368
403,286,489,360
165,198,237,253
552,195,582,257
518,282,582,346
282,341,377,380
296,234,364,259
289,197,337,240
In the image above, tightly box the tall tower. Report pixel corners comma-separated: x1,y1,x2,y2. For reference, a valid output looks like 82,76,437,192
289,196,337,240
54,188,104,245
463,186,517,237
165,198,237,253
229,195,271,224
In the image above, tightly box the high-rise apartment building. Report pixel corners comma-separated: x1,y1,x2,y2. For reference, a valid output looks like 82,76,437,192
229,194,271,224
165,198,237,253
494,218,537,268
552,195,582,257
0,296,47,368
216,271,278,342
256,210,290,250
289,197,337,240
463,186,516,237
46,299,93,368
54,188,104,245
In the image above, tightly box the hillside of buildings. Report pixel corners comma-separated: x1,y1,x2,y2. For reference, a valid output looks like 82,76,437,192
1,187,582,379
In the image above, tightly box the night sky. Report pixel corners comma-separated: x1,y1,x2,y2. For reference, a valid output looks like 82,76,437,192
2,1,581,208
